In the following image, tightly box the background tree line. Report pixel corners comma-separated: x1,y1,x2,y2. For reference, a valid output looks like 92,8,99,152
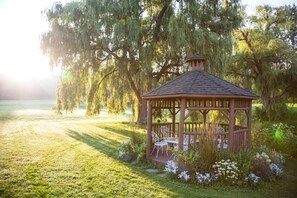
41,0,297,122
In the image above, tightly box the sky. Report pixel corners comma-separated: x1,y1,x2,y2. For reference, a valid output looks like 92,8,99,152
0,0,68,80
0,0,296,81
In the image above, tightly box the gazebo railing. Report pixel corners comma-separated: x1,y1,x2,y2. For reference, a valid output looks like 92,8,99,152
182,130,228,149
151,122,248,151
152,123,177,140
152,122,229,136
233,127,249,151
183,122,229,133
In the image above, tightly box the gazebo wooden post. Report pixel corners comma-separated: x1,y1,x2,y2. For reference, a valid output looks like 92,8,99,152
229,99,235,152
202,110,207,130
247,100,252,148
172,100,176,137
146,100,152,160
178,98,186,151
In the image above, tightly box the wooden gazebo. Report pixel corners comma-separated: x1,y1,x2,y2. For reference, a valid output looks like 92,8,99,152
143,55,258,162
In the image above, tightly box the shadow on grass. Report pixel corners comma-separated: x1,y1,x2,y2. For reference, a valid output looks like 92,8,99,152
96,125,142,139
67,129,119,159
65,128,194,197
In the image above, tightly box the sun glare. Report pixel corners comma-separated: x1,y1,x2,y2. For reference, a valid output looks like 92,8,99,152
0,0,62,81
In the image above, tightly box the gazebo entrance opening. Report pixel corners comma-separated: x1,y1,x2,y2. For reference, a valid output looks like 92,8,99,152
143,55,258,163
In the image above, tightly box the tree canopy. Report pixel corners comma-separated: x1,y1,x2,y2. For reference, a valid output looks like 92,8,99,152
41,0,242,122
229,4,297,121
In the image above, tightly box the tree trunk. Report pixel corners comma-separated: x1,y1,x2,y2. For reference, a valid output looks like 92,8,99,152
261,93,284,121
86,81,97,116
137,99,147,124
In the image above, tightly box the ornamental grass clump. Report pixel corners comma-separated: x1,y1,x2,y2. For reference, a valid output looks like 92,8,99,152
213,159,239,185
198,125,217,171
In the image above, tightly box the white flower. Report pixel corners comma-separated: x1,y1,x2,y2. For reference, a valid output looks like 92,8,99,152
245,173,260,185
196,172,216,184
277,154,286,164
269,163,283,177
178,171,190,182
256,153,260,158
119,151,125,158
165,160,178,174
213,159,239,184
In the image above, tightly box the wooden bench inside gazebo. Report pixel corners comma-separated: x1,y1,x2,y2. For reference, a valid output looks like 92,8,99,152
142,54,258,164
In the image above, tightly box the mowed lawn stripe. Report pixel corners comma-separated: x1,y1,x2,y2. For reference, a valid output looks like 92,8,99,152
0,119,177,197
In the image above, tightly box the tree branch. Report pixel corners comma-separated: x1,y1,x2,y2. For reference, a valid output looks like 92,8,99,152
122,44,142,103
154,61,180,81
240,30,262,75
153,0,171,41
97,69,118,88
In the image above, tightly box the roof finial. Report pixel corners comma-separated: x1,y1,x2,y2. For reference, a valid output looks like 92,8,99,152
186,54,206,71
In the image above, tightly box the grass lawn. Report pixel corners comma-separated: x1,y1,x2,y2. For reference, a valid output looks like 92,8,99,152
1,100,297,197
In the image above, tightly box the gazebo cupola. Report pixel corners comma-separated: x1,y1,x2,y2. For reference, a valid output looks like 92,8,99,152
143,54,258,162
187,54,206,71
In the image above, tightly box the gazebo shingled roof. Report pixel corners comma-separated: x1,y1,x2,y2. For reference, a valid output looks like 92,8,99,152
143,70,257,99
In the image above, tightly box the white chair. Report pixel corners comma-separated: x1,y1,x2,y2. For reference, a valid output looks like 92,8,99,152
160,126,175,141
151,131,168,158
215,127,228,150
217,137,228,150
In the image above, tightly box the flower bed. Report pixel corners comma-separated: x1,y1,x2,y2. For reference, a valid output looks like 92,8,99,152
163,147,285,186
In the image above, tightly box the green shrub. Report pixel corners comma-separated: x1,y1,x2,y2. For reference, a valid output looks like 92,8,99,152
119,132,147,163
251,146,285,181
253,123,297,158
119,141,137,162
176,149,200,173
252,150,273,181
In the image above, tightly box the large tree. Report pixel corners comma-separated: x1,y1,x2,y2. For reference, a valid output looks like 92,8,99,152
41,0,242,122
229,4,297,121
